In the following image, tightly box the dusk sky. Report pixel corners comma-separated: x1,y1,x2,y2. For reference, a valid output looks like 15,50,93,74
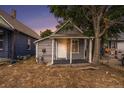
0,5,58,34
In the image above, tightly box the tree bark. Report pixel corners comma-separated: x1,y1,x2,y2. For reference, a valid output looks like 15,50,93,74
93,36,100,63
92,16,101,64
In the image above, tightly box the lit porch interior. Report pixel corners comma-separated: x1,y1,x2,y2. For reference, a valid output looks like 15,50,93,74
51,37,94,64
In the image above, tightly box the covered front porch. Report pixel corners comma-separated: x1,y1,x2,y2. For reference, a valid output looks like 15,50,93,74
51,37,94,64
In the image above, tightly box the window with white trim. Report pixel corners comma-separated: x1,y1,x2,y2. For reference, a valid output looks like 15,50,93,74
72,39,79,53
26,38,31,50
0,32,4,50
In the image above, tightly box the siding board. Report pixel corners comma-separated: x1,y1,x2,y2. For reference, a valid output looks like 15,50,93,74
37,39,52,63
0,28,37,59
15,32,36,57
0,29,9,58
36,38,85,64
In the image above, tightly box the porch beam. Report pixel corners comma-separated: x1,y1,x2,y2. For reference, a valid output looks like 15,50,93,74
52,39,55,65
51,37,94,39
70,38,72,64
89,39,92,63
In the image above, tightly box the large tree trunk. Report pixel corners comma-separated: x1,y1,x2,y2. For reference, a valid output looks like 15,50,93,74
93,36,100,63
92,16,101,64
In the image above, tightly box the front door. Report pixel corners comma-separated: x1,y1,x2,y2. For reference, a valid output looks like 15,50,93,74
57,39,67,59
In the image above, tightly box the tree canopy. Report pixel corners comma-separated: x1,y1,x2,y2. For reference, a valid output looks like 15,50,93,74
49,5,124,63
49,6,124,36
40,29,53,38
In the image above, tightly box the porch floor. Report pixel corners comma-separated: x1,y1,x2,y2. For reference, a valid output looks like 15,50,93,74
53,59,88,64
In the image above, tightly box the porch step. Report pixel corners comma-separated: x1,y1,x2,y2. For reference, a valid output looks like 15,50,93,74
53,59,88,64
51,63,90,67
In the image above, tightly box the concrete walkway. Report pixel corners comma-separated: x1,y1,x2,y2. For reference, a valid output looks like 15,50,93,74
100,58,124,71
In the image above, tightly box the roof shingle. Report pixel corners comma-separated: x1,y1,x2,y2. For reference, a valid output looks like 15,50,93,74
0,10,40,39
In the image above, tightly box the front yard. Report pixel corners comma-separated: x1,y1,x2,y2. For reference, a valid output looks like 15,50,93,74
0,57,124,88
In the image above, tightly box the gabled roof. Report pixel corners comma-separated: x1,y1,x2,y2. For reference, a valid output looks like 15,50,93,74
50,20,86,38
34,20,94,43
118,32,124,40
51,20,83,35
0,22,13,31
109,32,124,41
0,10,40,39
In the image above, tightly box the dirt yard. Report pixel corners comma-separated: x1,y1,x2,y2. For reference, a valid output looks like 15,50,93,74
0,57,124,88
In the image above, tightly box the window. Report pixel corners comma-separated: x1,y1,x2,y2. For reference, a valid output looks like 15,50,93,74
72,39,79,53
26,38,31,50
0,32,4,50
111,41,116,48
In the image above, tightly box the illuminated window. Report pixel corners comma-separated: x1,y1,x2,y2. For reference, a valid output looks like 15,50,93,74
72,39,79,53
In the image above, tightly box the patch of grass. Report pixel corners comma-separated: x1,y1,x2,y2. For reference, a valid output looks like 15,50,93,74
0,57,124,88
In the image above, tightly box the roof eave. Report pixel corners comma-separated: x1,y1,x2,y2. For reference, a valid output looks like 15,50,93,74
34,36,50,43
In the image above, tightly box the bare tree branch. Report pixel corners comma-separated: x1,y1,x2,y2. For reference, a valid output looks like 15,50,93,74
99,20,124,37
102,6,112,17
82,8,91,22
99,28,108,37
90,6,97,16
99,6,108,18
112,16,124,23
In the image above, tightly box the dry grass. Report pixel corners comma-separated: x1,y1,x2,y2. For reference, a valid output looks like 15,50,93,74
0,57,124,88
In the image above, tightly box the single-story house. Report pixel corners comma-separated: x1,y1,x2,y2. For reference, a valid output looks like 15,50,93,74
108,32,124,58
34,20,94,65
0,9,40,61
108,32,124,51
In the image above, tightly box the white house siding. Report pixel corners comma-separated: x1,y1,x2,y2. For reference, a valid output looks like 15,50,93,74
116,33,124,52
117,42,124,51
36,39,52,63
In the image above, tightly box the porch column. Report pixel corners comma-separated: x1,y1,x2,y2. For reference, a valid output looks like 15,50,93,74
55,39,58,60
70,38,72,64
36,43,38,63
89,39,92,63
83,39,87,59
52,39,55,64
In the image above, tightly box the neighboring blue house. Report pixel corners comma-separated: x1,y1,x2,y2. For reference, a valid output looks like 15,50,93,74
0,10,40,61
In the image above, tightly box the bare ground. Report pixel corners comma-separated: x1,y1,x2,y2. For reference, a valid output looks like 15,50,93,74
0,57,124,88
